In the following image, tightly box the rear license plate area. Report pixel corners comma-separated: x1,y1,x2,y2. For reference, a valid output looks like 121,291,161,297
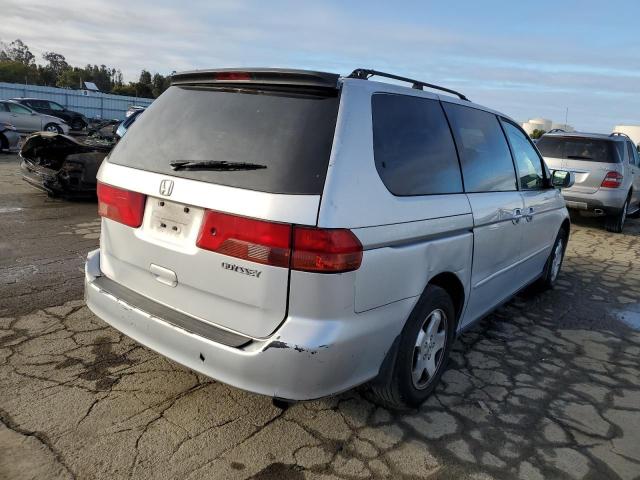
145,197,203,243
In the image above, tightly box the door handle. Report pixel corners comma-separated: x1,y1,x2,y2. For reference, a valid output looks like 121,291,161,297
524,207,535,222
512,208,523,224
150,263,178,287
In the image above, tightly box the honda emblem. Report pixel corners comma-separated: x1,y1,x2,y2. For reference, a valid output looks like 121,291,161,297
159,179,174,196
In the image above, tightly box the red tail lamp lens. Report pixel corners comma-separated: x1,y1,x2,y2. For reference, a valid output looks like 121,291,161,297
292,227,363,273
601,171,623,188
97,182,146,228
196,210,292,267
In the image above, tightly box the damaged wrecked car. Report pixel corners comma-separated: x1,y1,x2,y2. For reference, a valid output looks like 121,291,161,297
19,109,144,198
20,132,112,198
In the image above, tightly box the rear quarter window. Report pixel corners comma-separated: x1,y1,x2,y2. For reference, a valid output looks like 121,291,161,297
371,93,463,196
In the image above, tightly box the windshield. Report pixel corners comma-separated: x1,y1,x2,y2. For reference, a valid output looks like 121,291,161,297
108,85,339,194
536,136,622,163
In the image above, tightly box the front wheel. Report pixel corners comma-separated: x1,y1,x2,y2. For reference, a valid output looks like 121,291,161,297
605,198,628,233
371,285,455,409
43,123,63,134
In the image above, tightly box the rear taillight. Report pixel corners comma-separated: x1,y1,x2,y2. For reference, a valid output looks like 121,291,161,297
196,210,363,273
601,171,623,188
196,210,292,268
97,182,146,228
292,227,363,273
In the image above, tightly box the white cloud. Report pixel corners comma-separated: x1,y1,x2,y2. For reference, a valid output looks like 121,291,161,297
2,0,639,131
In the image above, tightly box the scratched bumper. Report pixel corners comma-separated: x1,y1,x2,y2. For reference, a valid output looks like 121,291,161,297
84,249,409,400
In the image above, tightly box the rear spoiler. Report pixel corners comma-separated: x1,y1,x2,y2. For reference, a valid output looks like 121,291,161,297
170,68,340,91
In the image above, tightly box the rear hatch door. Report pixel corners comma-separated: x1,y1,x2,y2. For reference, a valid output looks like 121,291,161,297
98,70,340,338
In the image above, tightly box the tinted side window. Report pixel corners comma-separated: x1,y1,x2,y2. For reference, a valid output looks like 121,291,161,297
627,142,637,166
443,103,516,192
371,94,462,196
7,103,32,114
502,121,545,189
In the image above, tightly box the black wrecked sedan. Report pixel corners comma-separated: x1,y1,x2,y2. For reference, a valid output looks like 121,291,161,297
20,133,111,198
19,111,143,198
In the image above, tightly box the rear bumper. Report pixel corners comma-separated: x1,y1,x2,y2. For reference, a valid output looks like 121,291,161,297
563,188,628,214
84,249,410,400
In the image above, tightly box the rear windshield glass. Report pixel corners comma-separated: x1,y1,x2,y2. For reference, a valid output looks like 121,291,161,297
108,85,339,194
536,136,622,163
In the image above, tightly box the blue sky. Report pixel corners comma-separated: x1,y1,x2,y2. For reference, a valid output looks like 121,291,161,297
3,0,639,132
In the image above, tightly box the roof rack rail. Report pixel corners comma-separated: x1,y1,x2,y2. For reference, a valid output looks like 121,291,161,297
546,128,566,134
347,69,469,101
610,132,632,140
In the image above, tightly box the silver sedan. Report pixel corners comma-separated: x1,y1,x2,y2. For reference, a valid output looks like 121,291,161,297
0,100,69,135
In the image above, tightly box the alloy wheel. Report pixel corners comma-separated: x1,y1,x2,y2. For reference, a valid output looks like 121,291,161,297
412,309,447,389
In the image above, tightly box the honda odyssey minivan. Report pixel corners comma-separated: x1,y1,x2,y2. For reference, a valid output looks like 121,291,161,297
85,68,574,408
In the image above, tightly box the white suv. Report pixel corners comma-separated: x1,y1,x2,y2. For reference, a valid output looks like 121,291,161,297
85,68,573,408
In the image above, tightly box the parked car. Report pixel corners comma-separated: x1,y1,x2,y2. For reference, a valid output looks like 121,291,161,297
19,133,111,198
18,105,145,197
538,131,640,232
0,100,70,135
11,98,87,131
115,107,144,138
18,108,144,197
125,105,147,118
84,68,574,409
0,121,21,153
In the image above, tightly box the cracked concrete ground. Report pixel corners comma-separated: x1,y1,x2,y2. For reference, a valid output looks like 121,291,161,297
1,153,640,480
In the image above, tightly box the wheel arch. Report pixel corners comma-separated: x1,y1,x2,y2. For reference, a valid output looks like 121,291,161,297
560,217,570,239
427,271,465,329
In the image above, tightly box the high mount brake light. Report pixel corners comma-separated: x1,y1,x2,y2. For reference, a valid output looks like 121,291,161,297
601,171,623,188
196,210,363,273
214,72,252,81
97,182,146,228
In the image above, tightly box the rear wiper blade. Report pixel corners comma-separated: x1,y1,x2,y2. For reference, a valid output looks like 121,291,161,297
566,155,593,160
169,160,267,171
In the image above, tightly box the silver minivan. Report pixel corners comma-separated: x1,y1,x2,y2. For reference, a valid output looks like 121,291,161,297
85,68,573,408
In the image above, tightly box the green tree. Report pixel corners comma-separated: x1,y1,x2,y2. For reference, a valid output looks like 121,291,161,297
0,61,39,83
531,129,546,140
0,39,35,65
151,72,169,97
39,52,68,86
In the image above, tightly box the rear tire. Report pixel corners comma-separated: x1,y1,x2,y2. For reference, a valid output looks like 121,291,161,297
0,133,7,153
605,197,629,233
537,227,567,290
371,285,456,410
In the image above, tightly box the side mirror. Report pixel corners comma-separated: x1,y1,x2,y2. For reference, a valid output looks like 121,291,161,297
551,170,575,189
31,112,37,116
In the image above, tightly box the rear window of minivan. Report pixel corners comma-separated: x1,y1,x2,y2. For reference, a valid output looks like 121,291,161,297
108,85,339,195
537,136,622,163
